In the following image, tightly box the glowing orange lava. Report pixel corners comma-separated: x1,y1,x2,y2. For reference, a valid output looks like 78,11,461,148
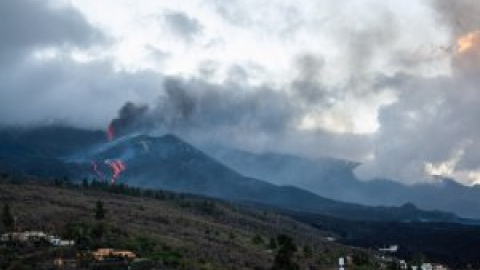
457,30,480,54
106,159,126,184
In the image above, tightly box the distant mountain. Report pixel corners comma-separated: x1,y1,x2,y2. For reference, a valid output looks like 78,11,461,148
204,146,480,219
0,126,105,178
0,126,464,222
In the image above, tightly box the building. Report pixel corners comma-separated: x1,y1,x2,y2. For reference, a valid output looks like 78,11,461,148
1,231,74,247
92,248,137,261
379,245,399,253
431,263,448,270
421,263,433,270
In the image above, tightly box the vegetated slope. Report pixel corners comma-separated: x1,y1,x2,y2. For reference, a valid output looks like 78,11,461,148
0,177,375,269
289,210,480,268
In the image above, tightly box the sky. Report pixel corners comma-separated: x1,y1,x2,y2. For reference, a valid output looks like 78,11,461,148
1,0,480,185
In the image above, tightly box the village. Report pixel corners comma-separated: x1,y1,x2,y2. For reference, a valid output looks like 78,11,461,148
0,229,450,269
0,229,144,270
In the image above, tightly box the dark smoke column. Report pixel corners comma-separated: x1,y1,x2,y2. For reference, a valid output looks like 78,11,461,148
107,102,149,140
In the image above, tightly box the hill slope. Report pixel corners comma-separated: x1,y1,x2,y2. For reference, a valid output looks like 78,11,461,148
0,178,374,269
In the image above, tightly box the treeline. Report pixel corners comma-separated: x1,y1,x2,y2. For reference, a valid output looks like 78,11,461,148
0,173,223,217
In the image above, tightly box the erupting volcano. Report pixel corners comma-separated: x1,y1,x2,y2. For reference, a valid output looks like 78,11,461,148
89,123,129,184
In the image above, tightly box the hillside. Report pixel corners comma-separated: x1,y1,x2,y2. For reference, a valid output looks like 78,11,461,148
289,211,480,268
0,176,383,270
205,146,480,219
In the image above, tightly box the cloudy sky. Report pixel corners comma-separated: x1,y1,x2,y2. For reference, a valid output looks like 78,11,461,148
1,0,480,185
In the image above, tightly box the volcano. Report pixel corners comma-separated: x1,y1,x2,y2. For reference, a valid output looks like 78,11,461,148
0,126,464,222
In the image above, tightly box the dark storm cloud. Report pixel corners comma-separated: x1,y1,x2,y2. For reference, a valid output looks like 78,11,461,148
0,0,103,62
0,56,163,128
0,0,161,129
164,11,202,41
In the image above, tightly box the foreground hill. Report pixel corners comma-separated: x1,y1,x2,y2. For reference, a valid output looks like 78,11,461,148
0,177,381,269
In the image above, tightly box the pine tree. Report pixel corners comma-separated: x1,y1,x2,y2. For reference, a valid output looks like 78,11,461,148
272,234,299,270
95,200,105,220
2,203,14,231
303,245,313,258
269,237,278,249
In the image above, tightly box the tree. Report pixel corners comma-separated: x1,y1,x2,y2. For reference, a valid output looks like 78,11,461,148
272,234,299,270
82,178,89,188
268,237,277,249
252,234,264,245
2,203,14,231
303,245,313,258
95,200,105,221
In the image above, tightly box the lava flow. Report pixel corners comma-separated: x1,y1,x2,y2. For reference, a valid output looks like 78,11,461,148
106,159,126,184
91,161,106,180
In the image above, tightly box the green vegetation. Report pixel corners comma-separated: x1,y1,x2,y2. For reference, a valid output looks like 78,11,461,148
303,244,313,258
252,233,264,245
0,176,390,269
2,203,14,231
272,234,299,270
95,200,105,221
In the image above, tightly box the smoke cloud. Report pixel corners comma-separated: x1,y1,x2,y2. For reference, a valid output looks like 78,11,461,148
2,0,480,186
355,0,480,184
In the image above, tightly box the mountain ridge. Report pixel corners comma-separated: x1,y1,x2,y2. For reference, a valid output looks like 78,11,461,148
0,126,467,222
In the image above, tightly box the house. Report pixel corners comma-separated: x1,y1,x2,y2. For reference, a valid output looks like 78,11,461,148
23,231,48,240
379,245,399,253
1,231,74,247
432,263,448,270
49,235,75,247
325,237,336,242
421,263,433,270
92,248,137,261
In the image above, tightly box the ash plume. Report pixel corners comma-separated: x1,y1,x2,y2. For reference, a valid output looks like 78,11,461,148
108,102,149,140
